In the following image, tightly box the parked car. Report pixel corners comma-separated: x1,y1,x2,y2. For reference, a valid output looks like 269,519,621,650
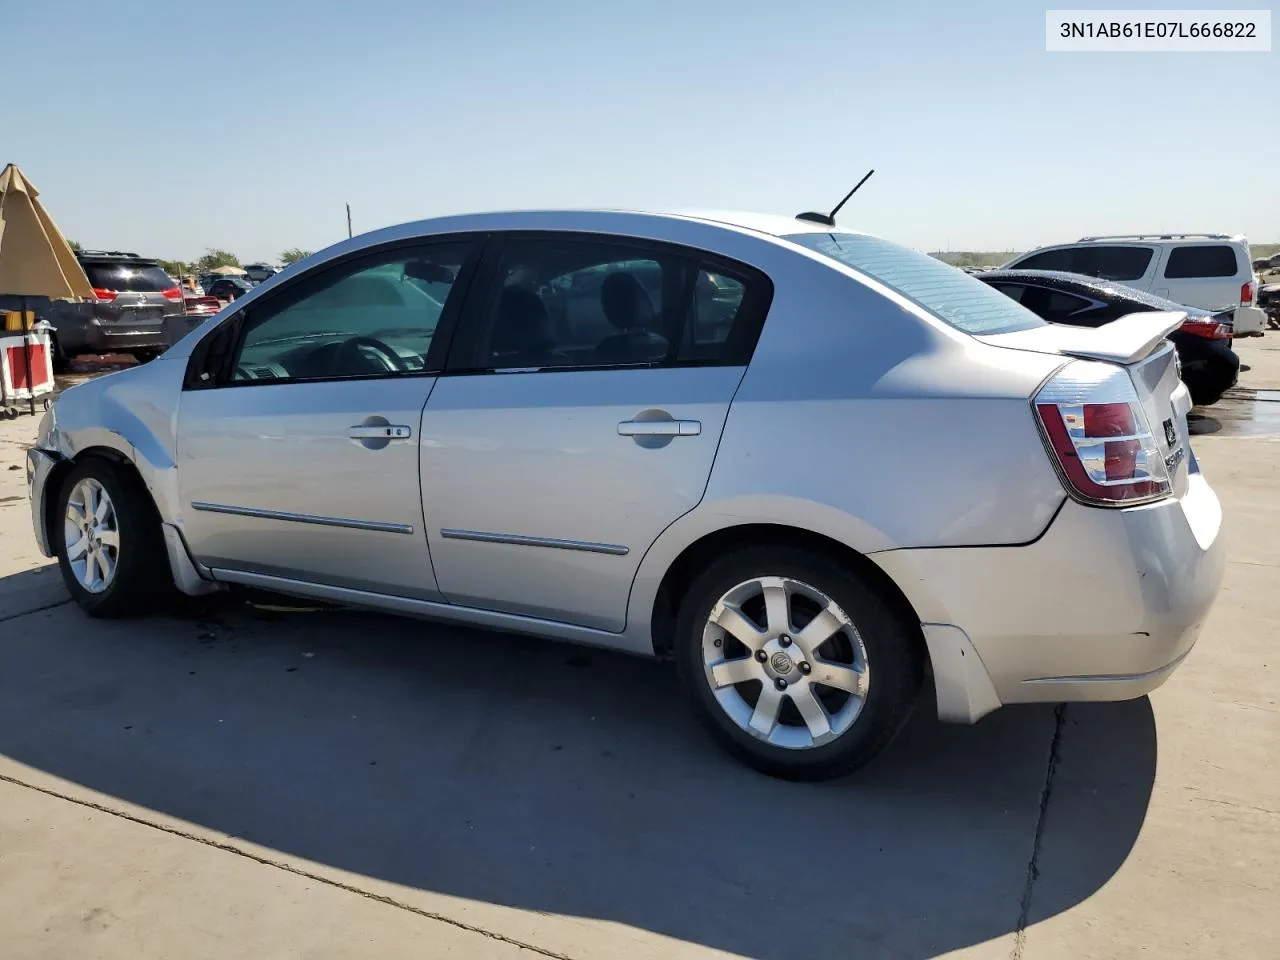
26,211,1225,780
1003,234,1266,336
1259,282,1280,330
242,263,278,283
39,250,182,370
978,269,1240,406
182,294,222,317
204,277,254,302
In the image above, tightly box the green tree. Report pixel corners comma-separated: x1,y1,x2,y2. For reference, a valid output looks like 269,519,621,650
68,239,82,252
158,260,186,277
279,248,313,267
195,249,240,272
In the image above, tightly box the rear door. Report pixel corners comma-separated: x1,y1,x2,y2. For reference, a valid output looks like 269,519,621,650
419,232,772,631
1155,244,1244,311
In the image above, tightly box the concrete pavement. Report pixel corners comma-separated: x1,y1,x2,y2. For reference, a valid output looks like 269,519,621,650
0,337,1276,958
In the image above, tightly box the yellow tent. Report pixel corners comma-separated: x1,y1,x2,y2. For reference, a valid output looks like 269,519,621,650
0,164,93,300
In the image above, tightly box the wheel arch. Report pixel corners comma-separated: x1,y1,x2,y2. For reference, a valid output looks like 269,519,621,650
646,522,928,672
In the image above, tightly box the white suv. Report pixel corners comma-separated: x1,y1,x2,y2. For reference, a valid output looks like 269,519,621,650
1003,234,1266,336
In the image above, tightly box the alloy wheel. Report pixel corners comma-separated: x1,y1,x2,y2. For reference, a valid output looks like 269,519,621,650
63,478,120,594
701,576,870,750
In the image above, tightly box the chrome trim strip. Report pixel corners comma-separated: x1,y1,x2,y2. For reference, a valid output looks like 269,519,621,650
190,501,414,535
439,527,629,556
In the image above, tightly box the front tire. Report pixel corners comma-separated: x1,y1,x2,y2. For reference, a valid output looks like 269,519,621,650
674,545,922,781
55,458,172,618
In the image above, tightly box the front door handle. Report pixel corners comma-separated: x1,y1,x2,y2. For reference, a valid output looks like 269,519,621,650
617,419,701,437
349,424,412,440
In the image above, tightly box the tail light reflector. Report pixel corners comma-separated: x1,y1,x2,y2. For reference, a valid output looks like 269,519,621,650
93,288,117,302
161,286,183,302
1241,281,1253,305
1034,360,1172,506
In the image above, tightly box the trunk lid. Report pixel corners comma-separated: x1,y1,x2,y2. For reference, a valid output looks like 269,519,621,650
981,310,1192,499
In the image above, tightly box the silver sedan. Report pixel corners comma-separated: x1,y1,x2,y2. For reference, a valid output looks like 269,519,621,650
26,210,1226,779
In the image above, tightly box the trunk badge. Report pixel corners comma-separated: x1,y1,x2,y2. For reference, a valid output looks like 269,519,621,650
1163,418,1177,446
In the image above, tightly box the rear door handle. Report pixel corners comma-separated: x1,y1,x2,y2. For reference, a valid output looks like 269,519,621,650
617,419,701,437
349,424,412,440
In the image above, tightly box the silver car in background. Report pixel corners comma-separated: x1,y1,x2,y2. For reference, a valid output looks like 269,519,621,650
25,210,1226,779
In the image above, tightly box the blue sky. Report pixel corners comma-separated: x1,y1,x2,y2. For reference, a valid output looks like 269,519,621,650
5,0,1275,261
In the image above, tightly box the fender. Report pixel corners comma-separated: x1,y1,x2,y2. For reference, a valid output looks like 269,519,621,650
620,492,895,655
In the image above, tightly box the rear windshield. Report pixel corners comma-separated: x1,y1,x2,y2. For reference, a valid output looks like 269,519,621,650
83,262,173,292
787,232,1044,335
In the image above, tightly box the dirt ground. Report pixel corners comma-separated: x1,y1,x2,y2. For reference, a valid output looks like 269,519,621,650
0,339,1276,959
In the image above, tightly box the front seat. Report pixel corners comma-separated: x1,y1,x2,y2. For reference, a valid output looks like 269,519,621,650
489,288,568,368
594,273,668,364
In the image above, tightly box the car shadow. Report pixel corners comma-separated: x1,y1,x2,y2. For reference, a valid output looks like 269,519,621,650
1187,412,1223,436
0,581,1157,959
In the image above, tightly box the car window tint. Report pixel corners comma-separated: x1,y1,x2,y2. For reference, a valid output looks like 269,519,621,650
470,238,765,371
232,243,469,382
1163,245,1238,279
788,232,1043,335
1013,246,1152,281
83,263,174,292
988,282,1027,303
1018,286,1093,323
1012,249,1075,272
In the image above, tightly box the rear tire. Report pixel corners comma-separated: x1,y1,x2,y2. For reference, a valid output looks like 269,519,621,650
54,457,172,618
674,545,922,781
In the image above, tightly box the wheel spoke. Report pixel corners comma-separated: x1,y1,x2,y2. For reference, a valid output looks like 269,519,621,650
793,604,845,659
65,501,87,526
97,529,120,550
83,484,98,523
93,491,111,524
810,661,865,696
66,534,89,561
710,656,760,689
762,580,791,636
712,603,766,651
790,685,832,740
749,685,783,737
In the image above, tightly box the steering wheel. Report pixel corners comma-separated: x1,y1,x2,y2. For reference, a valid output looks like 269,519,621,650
336,336,405,374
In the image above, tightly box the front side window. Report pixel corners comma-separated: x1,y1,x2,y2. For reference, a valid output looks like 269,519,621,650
789,232,1043,335
465,237,765,371
230,242,471,382
1164,245,1238,279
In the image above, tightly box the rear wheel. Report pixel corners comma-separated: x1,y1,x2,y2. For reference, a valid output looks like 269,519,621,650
674,545,922,781
54,458,172,618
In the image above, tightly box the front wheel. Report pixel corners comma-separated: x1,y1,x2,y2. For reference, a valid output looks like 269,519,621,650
55,458,172,617
674,546,922,781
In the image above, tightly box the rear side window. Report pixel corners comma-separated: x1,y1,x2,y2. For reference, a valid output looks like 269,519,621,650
458,236,770,371
788,232,1043,335
1014,246,1153,281
83,262,174,292
1163,245,1239,279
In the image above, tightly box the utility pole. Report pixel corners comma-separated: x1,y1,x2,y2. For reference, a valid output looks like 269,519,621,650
346,203,352,239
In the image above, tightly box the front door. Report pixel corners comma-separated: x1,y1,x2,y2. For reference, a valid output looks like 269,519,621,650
420,232,771,631
176,237,481,599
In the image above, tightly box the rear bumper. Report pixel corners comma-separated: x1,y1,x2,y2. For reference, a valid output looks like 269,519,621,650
874,472,1225,721
1231,306,1265,336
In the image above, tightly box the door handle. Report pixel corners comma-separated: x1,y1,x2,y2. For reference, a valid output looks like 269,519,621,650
617,419,701,437
349,424,412,440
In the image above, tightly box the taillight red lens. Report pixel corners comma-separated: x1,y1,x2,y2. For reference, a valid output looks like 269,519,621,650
1241,281,1253,305
93,287,117,302
1179,318,1233,340
1034,361,1174,506
161,286,182,302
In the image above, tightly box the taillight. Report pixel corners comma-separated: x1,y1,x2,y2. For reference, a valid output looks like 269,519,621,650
1034,360,1172,506
1241,281,1253,305
161,286,183,302
93,287,117,302
1179,317,1233,340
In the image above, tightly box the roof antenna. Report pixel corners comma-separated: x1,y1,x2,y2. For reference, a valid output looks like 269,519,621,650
796,169,875,226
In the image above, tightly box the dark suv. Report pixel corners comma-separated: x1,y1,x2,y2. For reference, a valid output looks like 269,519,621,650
45,251,182,369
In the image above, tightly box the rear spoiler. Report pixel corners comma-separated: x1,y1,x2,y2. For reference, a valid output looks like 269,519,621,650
979,310,1185,366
